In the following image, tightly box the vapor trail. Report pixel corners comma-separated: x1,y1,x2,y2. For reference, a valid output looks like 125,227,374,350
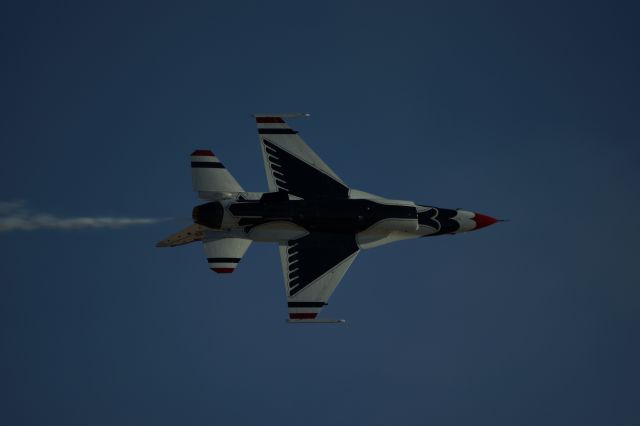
0,201,167,232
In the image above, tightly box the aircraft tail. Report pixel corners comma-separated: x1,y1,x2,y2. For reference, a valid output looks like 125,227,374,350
191,150,244,199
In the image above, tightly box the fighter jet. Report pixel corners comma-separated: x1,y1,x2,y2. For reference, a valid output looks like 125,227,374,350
157,113,499,323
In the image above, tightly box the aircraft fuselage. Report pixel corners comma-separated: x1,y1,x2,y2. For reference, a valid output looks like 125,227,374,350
191,191,496,248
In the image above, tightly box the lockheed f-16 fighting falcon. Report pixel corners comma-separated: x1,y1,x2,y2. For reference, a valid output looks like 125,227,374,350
157,113,500,323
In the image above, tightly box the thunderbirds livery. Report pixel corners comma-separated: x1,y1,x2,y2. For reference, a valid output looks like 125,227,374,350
157,113,500,323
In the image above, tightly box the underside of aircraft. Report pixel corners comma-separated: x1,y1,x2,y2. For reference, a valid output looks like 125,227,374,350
157,113,499,323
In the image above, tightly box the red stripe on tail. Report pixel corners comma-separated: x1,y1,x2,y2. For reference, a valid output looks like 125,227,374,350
212,268,235,273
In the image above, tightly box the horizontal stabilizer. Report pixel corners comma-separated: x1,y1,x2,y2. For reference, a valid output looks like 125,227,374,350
191,150,243,199
203,236,252,273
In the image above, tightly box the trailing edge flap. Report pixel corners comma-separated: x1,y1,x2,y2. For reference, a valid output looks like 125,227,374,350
156,224,207,248
279,232,360,320
254,116,349,200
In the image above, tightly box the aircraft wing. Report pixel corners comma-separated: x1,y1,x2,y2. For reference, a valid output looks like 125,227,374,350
254,114,349,199
279,232,359,322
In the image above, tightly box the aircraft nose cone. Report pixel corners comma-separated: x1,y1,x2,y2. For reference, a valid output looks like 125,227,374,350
473,212,498,230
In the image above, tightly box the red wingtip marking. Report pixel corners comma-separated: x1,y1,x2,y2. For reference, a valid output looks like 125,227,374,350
191,150,215,157
256,117,285,123
473,213,498,230
289,313,318,320
212,268,235,273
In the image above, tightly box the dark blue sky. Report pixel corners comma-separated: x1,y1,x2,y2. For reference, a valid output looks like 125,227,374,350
2,1,639,425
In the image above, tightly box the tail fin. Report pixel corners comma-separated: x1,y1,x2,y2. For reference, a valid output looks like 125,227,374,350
191,150,243,199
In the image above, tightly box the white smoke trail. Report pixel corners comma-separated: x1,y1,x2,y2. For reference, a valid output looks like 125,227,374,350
0,201,167,232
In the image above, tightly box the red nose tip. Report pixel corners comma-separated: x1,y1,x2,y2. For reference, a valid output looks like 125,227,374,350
473,213,498,229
